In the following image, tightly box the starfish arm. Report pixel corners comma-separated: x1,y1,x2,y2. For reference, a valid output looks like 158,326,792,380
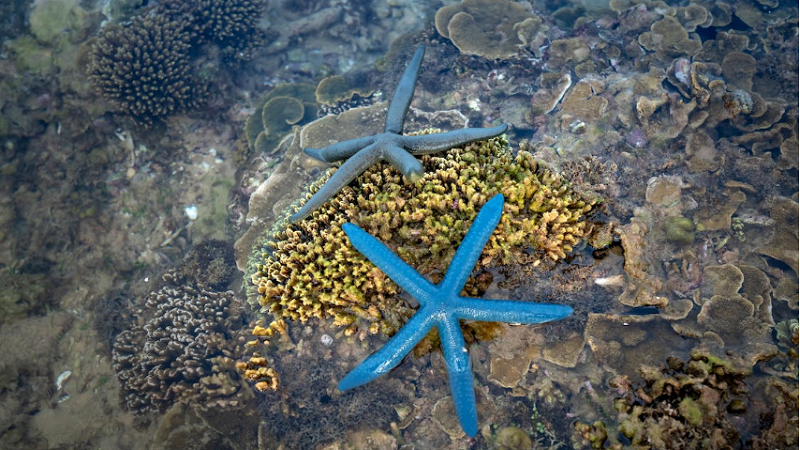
402,124,509,155
304,135,377,163
384,45,425,134
289,144,381,222
382,143,424,183
342,222,435,303
438,313,478,437
339,308,436,390
440,194,504,293
453,297,574,323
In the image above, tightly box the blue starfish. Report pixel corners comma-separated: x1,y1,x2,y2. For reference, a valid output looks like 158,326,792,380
290,45,508,222
338,194,574,437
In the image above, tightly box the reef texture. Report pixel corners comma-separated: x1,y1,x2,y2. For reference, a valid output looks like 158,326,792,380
243,83,319,157
574,350,798,449
112,270,254,413
87,15,205,125
247,134,597,343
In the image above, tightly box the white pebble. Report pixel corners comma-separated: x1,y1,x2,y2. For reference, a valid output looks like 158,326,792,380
56,370,72,391
184,205,198,221
320,334,334,347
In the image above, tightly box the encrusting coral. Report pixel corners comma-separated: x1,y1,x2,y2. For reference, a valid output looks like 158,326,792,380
247,134,598,339
87,15,205,125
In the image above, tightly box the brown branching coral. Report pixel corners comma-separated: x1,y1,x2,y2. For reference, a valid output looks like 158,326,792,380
112,271,253,413
161,0,268,62
87,15,205,124
248,135,598,338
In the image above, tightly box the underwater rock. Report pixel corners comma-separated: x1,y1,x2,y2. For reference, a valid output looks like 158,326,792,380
492,426,532,450
694,189,746,231
645,175,684,214
488,355,531,389
547,37,592,70
585,313,689,377
616,220,667,308
560,78,609,122
541,334,585,368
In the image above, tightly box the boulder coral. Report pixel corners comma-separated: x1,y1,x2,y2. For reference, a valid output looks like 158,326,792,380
248,134,598,337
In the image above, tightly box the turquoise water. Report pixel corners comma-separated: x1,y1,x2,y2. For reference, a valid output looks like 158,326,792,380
0,0,797,449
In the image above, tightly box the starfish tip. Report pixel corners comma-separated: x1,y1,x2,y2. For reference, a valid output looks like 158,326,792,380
406,170,424,184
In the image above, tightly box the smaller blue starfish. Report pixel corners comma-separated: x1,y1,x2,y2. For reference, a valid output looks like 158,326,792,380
338,194,573,437
290,45,508,222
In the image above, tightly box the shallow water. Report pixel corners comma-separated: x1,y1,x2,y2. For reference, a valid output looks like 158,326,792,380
0,0,797,449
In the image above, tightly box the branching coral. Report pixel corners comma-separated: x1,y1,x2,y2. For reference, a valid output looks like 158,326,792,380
161,0,268,62
248,134,597,337
87,15,205,124
112,271,253,413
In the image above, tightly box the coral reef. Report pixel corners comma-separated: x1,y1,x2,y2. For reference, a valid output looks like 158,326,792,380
248,134,597,340
291,45,509,222
87,15,204,124
112,270,253,413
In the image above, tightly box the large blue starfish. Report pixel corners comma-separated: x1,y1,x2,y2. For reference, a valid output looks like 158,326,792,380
290,45,508,222
338,194,574,437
